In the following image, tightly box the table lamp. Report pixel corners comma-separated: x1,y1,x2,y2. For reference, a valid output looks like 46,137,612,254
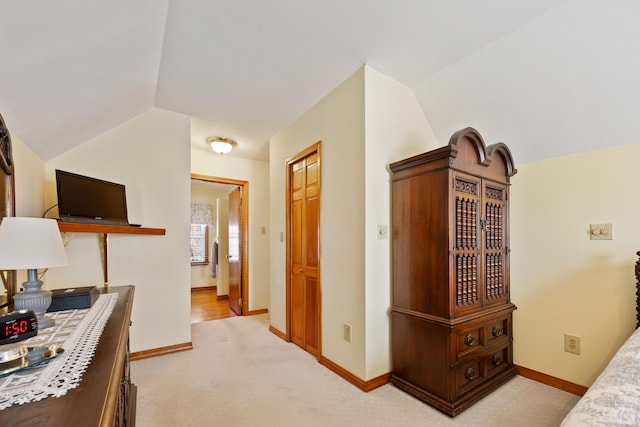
0,217,68,329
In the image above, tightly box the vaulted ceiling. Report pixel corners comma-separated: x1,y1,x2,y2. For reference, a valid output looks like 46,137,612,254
1,1,637,165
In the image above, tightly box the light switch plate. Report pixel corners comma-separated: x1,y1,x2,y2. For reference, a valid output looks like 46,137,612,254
590,223,613,240
377,225,388,240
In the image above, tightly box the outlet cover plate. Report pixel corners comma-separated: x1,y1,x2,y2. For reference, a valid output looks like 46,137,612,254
343,323,352,343
564,334,581,355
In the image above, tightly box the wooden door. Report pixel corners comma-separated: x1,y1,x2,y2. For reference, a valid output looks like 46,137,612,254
228,187,242,315
289,147,320,356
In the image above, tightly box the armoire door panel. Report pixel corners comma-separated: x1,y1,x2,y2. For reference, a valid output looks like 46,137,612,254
451,172,482,315
482,181,509,307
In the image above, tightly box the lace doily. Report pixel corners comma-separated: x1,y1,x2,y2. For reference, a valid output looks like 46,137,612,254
0,292,118,410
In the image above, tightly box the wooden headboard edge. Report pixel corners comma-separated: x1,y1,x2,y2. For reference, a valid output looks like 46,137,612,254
636,251,640,328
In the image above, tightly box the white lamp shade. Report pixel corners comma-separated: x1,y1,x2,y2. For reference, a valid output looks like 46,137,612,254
210,140,233,154
0,217,68,270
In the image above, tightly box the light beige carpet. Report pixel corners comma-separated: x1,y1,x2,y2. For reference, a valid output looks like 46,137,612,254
132,314,579,426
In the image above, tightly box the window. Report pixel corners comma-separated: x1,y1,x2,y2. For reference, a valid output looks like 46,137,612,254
190,224,209,265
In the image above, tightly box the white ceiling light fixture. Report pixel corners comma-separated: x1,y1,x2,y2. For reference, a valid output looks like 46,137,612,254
207,136,236,155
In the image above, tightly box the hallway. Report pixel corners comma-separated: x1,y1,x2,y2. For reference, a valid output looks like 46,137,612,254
190,287,237,323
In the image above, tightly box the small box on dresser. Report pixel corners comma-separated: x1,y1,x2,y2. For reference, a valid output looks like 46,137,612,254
389,128,518,416
47,286,99,312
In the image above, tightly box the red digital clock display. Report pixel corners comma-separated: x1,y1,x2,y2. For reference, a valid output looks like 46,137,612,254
0,310,38,344
4,319,30,338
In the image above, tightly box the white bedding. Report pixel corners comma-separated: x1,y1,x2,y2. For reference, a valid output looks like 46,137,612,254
561,327,640,426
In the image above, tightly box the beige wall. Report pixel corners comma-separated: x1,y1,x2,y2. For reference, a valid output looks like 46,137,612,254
363,67,438,379
43,108,192,353
191,149,270,312
269,69,365,378
511,142,640,386
8,67,635,388
270,67,367,377
12,134,46,217
7,135,46,288
270,66,438,380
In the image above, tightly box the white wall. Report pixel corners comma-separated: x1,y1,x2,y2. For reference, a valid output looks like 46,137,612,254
511,142,640,386
413,1,640,166
191,149,270,312
44,108,192,353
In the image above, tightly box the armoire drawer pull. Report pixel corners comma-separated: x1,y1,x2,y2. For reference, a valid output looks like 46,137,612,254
492,355,502,366
465,334,476,346
465,368,477,381
492,325,503,337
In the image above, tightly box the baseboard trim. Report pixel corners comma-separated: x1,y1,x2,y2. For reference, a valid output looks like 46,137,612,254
247,308,269,315
516,365,588,396
131,342,193,361
267,326,390,392
269,325,288,341
191,286,216,293
319,356,390,392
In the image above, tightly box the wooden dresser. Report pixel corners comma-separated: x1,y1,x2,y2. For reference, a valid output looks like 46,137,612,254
1,286,136,426
389,128,518,416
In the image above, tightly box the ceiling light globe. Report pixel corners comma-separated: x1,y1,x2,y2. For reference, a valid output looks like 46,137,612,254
210,140,233,154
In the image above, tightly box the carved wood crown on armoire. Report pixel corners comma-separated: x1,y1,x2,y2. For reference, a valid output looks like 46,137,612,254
389,127,518,417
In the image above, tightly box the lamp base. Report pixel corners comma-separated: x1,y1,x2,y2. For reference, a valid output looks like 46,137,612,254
13,274,55,330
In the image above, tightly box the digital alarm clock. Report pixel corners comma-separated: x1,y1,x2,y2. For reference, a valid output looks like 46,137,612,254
0,310,38,345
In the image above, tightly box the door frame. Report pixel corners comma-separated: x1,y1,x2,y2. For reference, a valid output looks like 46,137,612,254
285,141,322,359
191,173,249,316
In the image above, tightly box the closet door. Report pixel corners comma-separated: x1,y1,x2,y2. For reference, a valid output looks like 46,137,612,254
290,150,320,356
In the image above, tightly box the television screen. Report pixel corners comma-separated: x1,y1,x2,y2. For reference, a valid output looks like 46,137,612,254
56,169,129,225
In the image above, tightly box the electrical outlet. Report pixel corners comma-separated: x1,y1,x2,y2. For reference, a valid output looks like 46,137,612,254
564,334,581,355
343,323,352,343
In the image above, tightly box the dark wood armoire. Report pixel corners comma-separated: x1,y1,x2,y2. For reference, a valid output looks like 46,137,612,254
389,127,518,416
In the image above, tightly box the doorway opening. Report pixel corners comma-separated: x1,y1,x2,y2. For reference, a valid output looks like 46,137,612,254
190,174,249,322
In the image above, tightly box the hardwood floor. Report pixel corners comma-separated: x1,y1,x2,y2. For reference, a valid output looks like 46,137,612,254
191,287,237,323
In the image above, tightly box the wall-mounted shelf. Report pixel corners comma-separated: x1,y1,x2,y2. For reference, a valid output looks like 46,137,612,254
57,222,166,285
57,222,165,236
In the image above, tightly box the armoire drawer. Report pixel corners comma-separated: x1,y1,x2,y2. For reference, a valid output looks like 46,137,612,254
455,325,483,359
486,345,511,378
454,358,483,396
484,316,510,346
453,345,512,398
455,314,511,361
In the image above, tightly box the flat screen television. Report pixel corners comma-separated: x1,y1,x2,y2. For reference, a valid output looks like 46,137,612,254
56,169,130,226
